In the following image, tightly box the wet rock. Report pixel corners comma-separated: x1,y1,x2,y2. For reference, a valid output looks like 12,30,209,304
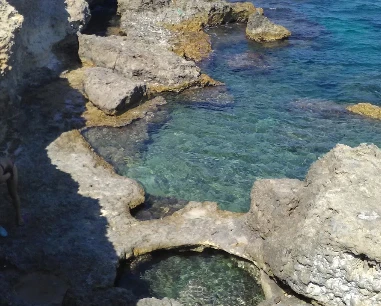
248,144,381,306
83,95,167,127
246,13,291,42
78,34,201,91
347,102,381,120
137,297,182,306
83,67,146,115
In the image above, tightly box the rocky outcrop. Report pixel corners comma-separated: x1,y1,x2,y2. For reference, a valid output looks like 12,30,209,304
248,144,381,306
83,67,146,115
347,102,381,120
83,95,168,127
0,2,23,77
7,82,380,306
246,13,291,42
0,2,23,102
0,0,90,104
47,130,145,211
78,34,202,92
118,0,258,62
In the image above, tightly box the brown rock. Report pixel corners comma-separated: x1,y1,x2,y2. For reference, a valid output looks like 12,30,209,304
246,13,291,42
165,17,212,62
231,2,257,22
347,102,381,119
83,96,167,128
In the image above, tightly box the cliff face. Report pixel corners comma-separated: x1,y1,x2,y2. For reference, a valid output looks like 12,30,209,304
248,144,381,306
0,0,90,105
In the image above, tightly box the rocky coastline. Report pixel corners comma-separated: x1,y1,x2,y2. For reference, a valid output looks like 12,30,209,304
0,0,380,306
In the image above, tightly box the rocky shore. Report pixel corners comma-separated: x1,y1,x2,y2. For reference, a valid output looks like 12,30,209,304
0,0,380,306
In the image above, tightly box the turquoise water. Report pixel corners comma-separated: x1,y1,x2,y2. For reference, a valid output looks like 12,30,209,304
86,0,381,212
117,250,264,305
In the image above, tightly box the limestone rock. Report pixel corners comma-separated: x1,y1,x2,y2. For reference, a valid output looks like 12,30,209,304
78,34,201,90
231,2,257,22
248,144,381,306
83,67,146,115
66,0,91,33
119,0,259,62
137,297,182,306
246,13,291,42
347,102,381,120
47,130,145,211
118,0,171,13
0,0,90,103
83,95,167,128
0,2,23,76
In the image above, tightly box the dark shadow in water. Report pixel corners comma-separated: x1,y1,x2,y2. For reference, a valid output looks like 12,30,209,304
131,193,188,220
83,0,121,36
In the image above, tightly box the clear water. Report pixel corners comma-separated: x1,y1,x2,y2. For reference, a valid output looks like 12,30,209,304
117,250,264,305
86,0,381,212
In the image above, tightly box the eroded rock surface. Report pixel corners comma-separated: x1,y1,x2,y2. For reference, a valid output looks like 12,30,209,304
78,34,201,92
0,2,23,76
47,130,145,211
248,144,381,306
118,0,258,62
246,13,291,42
83,67,146,115
0,0,90,103
45,129,264,305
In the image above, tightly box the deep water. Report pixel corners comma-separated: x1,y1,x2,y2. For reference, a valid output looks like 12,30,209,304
84,0,381,212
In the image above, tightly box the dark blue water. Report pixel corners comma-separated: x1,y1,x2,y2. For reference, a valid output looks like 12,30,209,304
89,0,381,212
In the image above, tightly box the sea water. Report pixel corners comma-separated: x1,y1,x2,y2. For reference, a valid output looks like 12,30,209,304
116,250,264,305
84,0,381,212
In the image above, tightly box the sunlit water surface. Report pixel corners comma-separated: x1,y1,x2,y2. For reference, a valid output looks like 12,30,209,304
84,0,381,212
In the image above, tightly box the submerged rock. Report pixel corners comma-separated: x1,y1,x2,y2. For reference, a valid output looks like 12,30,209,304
248,144,381,306
347,102,381,120
246,13,291,42
83,67,146,115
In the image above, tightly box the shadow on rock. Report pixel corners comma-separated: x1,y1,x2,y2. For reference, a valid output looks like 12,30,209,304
0,74,131,305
